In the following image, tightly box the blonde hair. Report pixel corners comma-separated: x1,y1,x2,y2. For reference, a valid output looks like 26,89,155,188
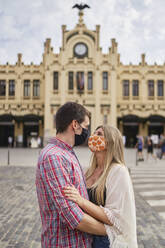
85,125,125,205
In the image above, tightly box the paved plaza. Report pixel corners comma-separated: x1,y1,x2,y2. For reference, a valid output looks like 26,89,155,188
0,147,165,248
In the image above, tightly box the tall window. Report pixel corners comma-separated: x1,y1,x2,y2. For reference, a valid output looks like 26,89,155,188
148,80,154,97
132,80,139,97
9,80,15,96
68,72,74,90
77,72,84,90
24,80,30,97
123,80,129,96
33,80,40,97
0,80,6,96
88,72,93,90
53,72,58,90
103,72,108,90
157,80,164,97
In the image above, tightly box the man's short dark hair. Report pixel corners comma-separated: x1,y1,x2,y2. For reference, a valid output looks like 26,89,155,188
55,102,89,133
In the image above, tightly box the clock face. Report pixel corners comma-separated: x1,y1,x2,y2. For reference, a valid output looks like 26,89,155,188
74,43,87,57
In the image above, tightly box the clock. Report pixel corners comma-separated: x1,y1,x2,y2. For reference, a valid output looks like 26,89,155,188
74,43,88,58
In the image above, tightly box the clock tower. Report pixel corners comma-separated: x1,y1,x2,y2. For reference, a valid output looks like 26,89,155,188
74,42,88,58
42,5,119,145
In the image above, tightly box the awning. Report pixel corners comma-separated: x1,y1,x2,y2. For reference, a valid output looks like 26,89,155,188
148,115,165,123
15,115,43,122
119,115,143,124
149,122,164,126
0,114,14,122
123,122,139,126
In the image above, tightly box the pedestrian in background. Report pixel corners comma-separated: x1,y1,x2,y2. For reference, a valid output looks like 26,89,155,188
8,136,13,148
159,134,165,159
146,136,157,161
37,136,41,148
135,135,144,161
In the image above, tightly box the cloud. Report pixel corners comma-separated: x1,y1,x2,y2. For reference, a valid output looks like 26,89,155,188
0,15,23,40
0,0,164,65
144,0,152,6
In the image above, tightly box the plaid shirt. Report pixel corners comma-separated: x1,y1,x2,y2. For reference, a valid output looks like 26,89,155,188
36,137,92,248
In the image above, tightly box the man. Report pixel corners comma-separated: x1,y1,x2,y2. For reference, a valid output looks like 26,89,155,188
36,102,106,248
135,135,144,161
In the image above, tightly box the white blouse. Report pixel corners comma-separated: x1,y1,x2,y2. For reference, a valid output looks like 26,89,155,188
101,164,138,248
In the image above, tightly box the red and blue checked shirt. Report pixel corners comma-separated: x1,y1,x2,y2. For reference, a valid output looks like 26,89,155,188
36,137,92,248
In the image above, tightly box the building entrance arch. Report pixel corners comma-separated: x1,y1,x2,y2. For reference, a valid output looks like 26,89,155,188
22,115,40,147
0,115,14,147
147,115,165,137
120,115,140,147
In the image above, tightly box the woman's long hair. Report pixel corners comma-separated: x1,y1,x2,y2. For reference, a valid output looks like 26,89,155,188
85,125,125,205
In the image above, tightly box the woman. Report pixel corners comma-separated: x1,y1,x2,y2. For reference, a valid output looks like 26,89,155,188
64,125,138,248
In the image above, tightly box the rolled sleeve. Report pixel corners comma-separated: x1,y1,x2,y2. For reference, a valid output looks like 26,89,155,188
40,154,84,229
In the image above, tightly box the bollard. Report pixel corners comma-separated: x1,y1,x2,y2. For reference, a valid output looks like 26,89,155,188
135,150,138,166
128,167,131,174
8,149,10,166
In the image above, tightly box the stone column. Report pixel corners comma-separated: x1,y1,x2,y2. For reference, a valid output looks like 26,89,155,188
30,80,33,99
6,80,9,98
39,120,43,137
141,76,146,102
119,120,123,134
139,123,146,137
14,122,23,147
110,67,117,127
60,70,66,105
16,70,22,101
141,54,147,103
95,69,101,127
44,69,51,145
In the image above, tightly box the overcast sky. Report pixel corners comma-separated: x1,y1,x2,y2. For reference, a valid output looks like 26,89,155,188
0,0,165,65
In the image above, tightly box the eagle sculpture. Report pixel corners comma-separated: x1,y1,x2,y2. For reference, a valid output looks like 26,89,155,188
72,3,90,10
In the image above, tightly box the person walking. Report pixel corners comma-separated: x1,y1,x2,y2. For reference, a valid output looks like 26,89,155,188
35,102,106,248
146,136,157,161
135,135,144,161
159,134,165,159
8,136,13,147
64,125,138,248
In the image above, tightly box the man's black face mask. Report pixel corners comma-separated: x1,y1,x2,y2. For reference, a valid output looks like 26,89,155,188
74,127,89,146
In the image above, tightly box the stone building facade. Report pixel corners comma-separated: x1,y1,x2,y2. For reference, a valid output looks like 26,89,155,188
0,11,165,147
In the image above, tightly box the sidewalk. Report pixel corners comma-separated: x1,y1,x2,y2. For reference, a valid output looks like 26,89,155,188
0,148,165,247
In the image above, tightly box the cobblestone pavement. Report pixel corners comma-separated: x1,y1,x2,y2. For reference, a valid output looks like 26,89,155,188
0,166,41,248
0,151,165,247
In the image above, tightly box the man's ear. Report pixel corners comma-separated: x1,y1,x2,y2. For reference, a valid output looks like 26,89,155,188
71,120,77,130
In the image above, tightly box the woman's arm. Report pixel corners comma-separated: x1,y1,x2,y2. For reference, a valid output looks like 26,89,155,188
63,186,112,226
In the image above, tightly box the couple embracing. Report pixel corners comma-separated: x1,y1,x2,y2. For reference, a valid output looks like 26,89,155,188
36,102,138,248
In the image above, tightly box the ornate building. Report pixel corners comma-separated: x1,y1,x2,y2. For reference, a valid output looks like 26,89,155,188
0,10,165,147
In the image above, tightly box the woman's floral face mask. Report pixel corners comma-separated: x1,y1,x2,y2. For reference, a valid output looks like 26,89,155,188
88,134,106,152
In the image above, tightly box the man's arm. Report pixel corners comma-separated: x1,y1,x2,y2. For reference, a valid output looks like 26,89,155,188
63,186,112,226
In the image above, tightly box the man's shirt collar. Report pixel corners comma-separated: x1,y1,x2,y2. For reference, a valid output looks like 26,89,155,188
49,137,73,151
